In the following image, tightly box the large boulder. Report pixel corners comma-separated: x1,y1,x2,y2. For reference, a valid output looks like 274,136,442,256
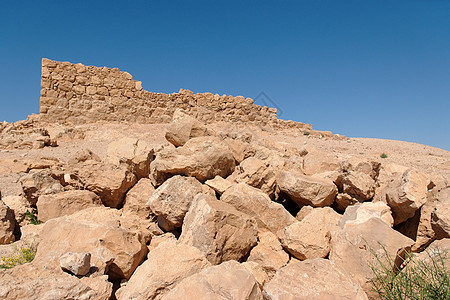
0,265,112,300
20,169,64,206
228,157,276,198
329,218,414,293
277,170,338,207
165,109,214,147
162,260,263,300
431,186,450,239
247,230,290,278
279,207,340,260
376,167,428,225
147,175,204,231
179,193,258,264
33,207,147,280
263,259,368,300
1,195,31,226
70,160,137,208
36,190,102,222
339,202,394,228
0,199,16,245
116,240,211,300
338,172,376,202
220,183,296,236
150,136,236,186
122,178,155,219
205,176,233,195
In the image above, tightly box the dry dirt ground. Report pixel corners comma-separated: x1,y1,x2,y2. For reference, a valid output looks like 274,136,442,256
1,121,448,198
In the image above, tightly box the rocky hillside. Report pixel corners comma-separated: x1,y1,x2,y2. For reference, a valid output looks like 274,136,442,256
0,109,449,299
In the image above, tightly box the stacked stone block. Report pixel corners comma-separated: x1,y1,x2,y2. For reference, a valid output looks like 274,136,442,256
39,58,311,130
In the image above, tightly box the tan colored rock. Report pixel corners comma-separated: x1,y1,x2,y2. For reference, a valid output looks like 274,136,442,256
229,157,276,198
263,259,368,300
279,207,340,260
122,178,155,219
221,183,296,236
71,160,137,208
59,251,91,276
147,232,177,252
295,205,314,221
1,195,31,225
241,261,270,288
223,138,255,164
33,207,147,280
302,148,340,175
37,190,102,222
0,199,16,244
339,202,394,228
116,240,211,300
204,175,233,195
162,260,263,300
165,109,214,147
68,148,101,165
431,187,450,239
335,193,360,212
339,172,376,201
277,170,338,207
179,193,258,264
20,169,64,206
147,175,204,231
0,265,112,300
330,218,414,293
150,136,236,185
248,230,289,277
377,168,428,224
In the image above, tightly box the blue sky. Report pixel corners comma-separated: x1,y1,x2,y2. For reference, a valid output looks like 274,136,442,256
1,0,449,150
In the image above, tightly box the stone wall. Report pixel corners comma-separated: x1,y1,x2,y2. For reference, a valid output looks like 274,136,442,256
39,58,311,129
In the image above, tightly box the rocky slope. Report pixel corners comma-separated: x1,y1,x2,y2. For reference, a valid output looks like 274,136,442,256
0,110,449,299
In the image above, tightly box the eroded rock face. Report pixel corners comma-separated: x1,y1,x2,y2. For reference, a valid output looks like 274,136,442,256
338,172,376,202
339,202,394,228
0,265,112,300
1,195,31,226
263,259,368,300
37,190,102,222
20,169,64,206
221,183,296,236
277,170,338,207
70,160,137,208
116,240,211,300
229,157,276,198
247,230,290,278
279,207,340,260
122,178,155,219
330,218,414,293
59,251,92,276
376,168,428,225
204,176,233,195
165,109,214,147
147,175,204,231
150,136,236,185
179,193,258,265
162,260,263,300
431,187,450,239
0,199,16,245
33,207,147,280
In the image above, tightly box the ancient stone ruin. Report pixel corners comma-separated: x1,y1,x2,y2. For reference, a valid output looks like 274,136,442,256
39,58,311,130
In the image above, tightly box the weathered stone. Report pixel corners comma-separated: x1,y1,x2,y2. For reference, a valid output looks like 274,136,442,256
221,183,296,236
204,176,233,195
277,170,338,207
147,175,204,231
20,169,64,206
339,171,376,201
0,199,16,245
162,260,263,300
165,109,214,147
33,207,147,280
122,178,155,219
229,157,276,198
377,168,428,224
330,218,414,293
37,190,102,222
150,136,236,185
1,195,31,225
116,240,211,300
263,259,368,300
59,251,91,276
71,160,137,208
179,193,258,264
223,138,255,164
248,230,289,277
279,207,340,260
241,261,270,288
339,202,394,228
431,187,450,239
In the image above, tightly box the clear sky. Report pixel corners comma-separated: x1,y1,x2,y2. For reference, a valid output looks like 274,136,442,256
1,0,449,150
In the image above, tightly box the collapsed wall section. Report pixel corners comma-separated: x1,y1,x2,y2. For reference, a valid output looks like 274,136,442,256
39,58,311,129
